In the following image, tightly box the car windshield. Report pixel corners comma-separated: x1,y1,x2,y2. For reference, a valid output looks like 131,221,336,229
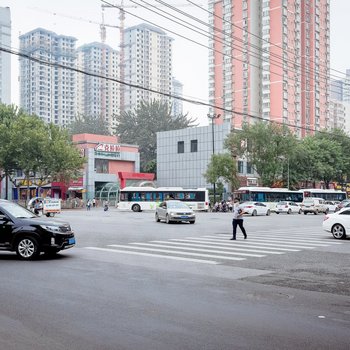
167,202,190,209
2,202,36,218
277,201,288,205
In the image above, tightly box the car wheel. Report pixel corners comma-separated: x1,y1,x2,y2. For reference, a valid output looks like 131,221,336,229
132,204,141,212
325,208,329,214
252,210,257,216
287,209,292,214
166,214,172,224
304,211,307,215
16,236,40,260
190,220,195,224
298,209,302,214
331,224,346,239
314,210,318,215
275,212,279,214
266,209,270,216
155,213,160,222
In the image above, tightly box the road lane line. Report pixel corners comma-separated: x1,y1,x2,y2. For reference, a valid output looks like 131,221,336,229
130,242,266,257
84,247,218,264
108,244,246,261
152,240,284,254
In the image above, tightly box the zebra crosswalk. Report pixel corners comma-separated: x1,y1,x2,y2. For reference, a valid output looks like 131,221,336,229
85,230,343,265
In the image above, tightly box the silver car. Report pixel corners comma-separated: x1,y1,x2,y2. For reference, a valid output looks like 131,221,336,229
155,200,195,224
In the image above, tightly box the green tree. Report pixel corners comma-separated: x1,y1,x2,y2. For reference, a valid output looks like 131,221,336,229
69,113,110,136
114,99,197,172
204,153,239,191
225,121,298,186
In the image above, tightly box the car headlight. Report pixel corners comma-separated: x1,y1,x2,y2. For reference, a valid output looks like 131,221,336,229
40,225,61,233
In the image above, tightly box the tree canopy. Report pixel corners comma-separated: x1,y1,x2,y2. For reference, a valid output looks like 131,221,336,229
69,113,110,136
114,99,197,172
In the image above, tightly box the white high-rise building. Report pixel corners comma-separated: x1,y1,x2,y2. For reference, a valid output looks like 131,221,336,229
172,78,183,117
123,23,173,112
0,7,11,105
76,42,120,132
19,28,77,126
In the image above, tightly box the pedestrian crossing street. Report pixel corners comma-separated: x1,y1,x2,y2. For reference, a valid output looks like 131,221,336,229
85,229,343,265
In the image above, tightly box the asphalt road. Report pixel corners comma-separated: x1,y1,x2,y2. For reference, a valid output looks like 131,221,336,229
0,208,349,350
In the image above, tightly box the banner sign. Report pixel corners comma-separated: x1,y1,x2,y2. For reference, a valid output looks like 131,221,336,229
94,143,121,158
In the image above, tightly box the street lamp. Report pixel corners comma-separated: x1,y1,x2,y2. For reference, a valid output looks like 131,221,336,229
279,155,290,189
207,113,221,204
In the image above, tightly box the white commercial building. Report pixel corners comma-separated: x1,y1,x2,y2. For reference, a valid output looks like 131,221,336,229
76,42,120,133
0,7,11,105
19,28,77,126
123,23,173,112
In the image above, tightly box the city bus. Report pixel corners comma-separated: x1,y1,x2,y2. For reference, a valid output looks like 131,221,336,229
234,187,347,209
117,186,210,212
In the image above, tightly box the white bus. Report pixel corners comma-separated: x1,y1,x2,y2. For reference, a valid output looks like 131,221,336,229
234,187,347,208
117,186,210,212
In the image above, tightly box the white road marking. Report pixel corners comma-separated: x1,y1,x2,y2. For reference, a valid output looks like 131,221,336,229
108,244,246,261
182,237,301,251
84,247,218,264
130,242,266,257
154,240,284,254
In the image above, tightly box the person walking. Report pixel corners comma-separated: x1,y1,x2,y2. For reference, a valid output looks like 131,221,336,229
231,198,247,240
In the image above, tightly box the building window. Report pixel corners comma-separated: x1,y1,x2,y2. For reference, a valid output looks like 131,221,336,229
190,139,198,152
177,141,184,154
95,159,109,174
247,162,253,174
238,161,244,174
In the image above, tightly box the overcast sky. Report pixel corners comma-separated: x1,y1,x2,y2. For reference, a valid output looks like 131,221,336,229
1,0,349,125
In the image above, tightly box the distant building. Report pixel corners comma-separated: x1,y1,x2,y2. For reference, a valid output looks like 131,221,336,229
76,42,120,133
0,7,11,104
330,79,343,101
171,78,183,117
328,100,346,131
19,28,77,126
123,23,173,112
209,0,330,138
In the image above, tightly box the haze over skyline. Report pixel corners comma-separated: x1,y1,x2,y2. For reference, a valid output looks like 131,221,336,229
1,0,350,126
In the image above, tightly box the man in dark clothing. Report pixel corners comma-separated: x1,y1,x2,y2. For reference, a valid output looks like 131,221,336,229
231,198,247,240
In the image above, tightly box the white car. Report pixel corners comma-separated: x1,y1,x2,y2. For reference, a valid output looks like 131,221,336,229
324,201,340,212
275,201,301,214
323,207,350,239
155,200,195,224
239,201,270,216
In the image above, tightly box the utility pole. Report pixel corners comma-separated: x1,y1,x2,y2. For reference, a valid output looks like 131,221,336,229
207,113,221,205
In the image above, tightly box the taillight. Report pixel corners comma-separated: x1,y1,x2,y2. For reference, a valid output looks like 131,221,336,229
285,205,288,208
323,216,329,221
246,206,253,208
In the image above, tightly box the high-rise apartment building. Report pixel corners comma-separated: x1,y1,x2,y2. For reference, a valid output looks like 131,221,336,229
123,23,173,112
209,0,330,137
19,28,77,126
76,42,120,132
0,7,11,105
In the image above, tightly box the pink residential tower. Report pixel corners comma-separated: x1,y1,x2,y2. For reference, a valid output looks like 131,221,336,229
208,0,330,137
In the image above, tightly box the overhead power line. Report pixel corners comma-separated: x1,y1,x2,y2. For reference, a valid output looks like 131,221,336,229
1,45,342,138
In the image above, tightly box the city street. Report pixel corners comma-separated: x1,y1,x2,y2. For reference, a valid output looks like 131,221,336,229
1,209,349,350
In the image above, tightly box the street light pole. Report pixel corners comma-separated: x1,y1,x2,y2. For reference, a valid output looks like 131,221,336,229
207,113,221,205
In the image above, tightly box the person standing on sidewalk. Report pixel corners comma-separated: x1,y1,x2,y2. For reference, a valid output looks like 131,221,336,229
231,198,247,240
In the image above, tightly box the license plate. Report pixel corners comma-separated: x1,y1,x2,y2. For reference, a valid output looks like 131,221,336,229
180,216,188,219
68,238,75,245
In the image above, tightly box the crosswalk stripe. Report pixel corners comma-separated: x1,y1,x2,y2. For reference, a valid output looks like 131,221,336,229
176,238,301,251
108,244,246,261
84,247,218,264
256,230,323,236
202,236,315,249
130,242,266,257
158,240,284,254
216,233,342,245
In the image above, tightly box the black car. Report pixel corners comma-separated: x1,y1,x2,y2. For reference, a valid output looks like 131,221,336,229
0,200,75,260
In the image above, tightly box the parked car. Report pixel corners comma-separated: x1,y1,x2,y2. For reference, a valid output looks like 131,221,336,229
323,207,350,239
0,200,75,260
334,199,350,212
275,201,301,214
239,202,270,216
301,197,329,215
324,201,340,212
155,200,195,224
